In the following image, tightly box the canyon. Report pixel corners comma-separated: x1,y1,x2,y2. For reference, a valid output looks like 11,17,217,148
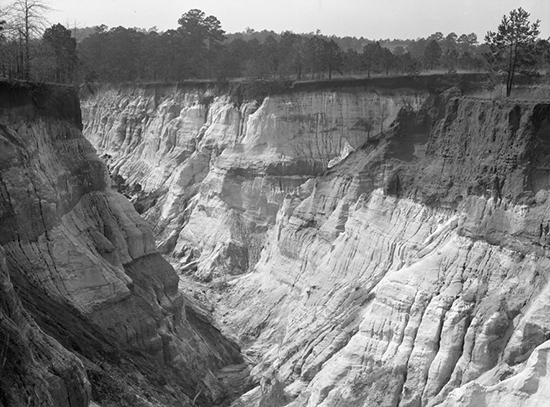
1,75,550,407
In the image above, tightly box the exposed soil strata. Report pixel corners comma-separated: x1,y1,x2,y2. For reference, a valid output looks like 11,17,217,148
82,78,550,407
0,246,90,407
0,80,243,407
82,81,430,280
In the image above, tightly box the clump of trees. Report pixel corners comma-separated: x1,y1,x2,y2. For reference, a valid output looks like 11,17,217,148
0,5,549,90
72,23,495,83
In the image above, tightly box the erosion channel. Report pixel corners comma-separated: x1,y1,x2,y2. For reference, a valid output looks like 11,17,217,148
2,75,550,407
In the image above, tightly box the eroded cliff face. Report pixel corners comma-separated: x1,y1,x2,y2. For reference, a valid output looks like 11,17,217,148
82,82,427,279
228,95,550,407
0,81,242,407
82,79,550,407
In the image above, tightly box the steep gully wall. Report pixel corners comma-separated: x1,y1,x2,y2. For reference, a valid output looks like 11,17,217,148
81,76,550,407
0,80,243,407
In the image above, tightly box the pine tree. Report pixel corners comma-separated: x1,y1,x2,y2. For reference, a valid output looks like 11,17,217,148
485,8,540,97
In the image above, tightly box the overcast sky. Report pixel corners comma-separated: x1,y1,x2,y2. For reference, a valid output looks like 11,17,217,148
42,0,550,40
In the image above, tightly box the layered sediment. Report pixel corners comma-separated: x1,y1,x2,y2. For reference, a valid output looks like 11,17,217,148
82,81,429,279
0,80,242,407
81,78,550,407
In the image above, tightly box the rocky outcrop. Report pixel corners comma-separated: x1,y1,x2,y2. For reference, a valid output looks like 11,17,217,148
82,77,550,407
0,80,242,407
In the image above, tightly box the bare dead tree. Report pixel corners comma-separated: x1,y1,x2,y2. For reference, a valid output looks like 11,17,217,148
7,0,51,79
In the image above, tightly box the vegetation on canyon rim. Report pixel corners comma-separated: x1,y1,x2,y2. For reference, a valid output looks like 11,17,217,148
0,2,548,95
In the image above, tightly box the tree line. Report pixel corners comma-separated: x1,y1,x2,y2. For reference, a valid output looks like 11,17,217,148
0,4,549,95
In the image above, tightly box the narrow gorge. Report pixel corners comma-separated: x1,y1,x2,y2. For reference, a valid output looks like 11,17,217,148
2,75,550,407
